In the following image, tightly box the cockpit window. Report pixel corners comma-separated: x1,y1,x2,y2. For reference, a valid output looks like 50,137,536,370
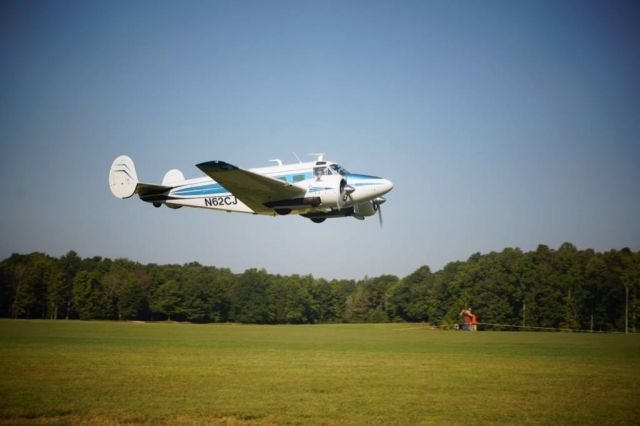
329,164,349,176
314,166,330,179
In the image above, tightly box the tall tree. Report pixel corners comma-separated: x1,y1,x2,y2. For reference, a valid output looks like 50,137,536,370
150,280,182,321
58,250,81,319
231,269,271,323
72,271,108,320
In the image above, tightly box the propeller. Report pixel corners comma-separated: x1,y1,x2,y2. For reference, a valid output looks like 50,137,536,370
338,180,356,211
373,197,386,228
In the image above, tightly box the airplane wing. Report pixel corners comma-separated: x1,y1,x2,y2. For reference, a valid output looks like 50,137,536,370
196,161,308,213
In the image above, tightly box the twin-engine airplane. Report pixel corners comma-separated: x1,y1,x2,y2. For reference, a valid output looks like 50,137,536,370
109,154,393,224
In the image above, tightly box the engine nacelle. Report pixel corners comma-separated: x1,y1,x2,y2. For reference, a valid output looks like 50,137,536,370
353,201,376,219
305,175,349,209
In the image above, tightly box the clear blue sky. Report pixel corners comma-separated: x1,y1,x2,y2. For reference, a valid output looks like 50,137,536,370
1,0,639,279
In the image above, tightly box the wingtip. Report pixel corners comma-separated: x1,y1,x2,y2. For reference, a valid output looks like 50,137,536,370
196,161,239,172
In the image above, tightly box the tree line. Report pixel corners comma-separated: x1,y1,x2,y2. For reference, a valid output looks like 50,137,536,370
0,243,638,332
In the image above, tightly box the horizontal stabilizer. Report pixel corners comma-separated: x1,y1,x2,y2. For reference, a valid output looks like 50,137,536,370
136,183,172,203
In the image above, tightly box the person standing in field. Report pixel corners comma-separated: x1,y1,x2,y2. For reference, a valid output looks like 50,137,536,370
469,309,477,331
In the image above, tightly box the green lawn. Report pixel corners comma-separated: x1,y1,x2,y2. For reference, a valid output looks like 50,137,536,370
0,320,638,425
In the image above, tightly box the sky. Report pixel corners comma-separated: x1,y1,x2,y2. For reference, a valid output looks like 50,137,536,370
1,0,639,279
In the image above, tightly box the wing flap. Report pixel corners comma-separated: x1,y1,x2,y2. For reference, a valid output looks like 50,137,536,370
196,161,306,213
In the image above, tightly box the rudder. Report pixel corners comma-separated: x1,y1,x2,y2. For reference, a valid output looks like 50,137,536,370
109,155,138,199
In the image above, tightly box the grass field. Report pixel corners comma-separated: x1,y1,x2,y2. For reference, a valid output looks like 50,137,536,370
0,320,639,425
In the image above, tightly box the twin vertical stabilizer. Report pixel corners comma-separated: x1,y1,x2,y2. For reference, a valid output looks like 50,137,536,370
109,155,138,199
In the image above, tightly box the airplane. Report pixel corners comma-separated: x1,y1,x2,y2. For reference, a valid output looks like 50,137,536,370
108,154,393,224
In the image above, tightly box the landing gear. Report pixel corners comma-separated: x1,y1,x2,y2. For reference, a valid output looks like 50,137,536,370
153,202,162,208
310,218,326,224
274,208,292,216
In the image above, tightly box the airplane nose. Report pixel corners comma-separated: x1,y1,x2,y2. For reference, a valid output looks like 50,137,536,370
381,178,393,194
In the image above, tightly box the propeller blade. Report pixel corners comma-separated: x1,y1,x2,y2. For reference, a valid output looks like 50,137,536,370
378,204,383,228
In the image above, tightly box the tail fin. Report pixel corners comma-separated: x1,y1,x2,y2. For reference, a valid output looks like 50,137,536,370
109,155,138,199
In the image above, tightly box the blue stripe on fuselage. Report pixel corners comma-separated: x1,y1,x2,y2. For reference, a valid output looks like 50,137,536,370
172,183,229,196
352,182,383,187
346,173,382,180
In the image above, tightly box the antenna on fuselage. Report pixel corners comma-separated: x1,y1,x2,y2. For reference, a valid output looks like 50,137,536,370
269,159,283,167
308,153,325,161
292,152,302,163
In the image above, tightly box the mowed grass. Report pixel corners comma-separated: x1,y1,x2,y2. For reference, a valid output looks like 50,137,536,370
0,321,639,425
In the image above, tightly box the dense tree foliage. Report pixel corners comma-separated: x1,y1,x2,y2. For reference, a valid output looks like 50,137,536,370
0,244,638,331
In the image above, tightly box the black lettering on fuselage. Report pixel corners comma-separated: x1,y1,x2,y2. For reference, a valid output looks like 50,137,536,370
205,196,238,207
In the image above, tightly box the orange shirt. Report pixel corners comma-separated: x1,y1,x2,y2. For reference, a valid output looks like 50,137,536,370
470,314,477,325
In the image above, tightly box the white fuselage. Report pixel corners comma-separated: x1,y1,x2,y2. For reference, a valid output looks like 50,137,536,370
164,160,392,215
